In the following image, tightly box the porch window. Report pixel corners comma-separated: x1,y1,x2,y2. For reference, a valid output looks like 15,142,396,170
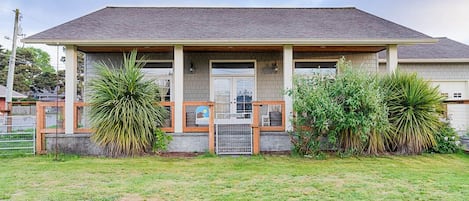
453,92,462,99
211,62,255,75
140,61,173,102
294,61,337,76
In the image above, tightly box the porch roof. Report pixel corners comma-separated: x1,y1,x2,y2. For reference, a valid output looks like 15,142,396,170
378,37,469,63
24,7,435,46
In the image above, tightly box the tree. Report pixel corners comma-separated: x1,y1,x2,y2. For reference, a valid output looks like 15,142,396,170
0,47,55,95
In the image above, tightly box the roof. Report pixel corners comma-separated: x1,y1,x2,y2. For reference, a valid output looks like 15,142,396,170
379,37,469,62
0,85,28,99
24,7,434,45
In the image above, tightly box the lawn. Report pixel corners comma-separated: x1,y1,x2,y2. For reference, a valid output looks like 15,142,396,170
0,153,468,201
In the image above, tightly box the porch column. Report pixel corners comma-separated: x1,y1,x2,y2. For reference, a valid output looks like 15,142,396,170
65,45,77,135
173,45,184,133
386,45,398,73
283,45,293,131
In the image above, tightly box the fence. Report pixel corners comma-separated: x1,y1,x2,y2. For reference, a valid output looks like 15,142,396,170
0,115,36,155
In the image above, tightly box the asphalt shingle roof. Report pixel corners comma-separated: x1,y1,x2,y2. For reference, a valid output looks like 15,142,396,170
0,85,27,98
25,7,431,43
379,37,469,59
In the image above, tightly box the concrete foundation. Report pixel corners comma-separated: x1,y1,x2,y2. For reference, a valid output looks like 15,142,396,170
168,133,209,152
44,132,292,155
45,133,104,156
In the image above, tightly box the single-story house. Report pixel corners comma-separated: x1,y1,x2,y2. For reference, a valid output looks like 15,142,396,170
0,85,28,113
23,7,437,155
379,37,469,132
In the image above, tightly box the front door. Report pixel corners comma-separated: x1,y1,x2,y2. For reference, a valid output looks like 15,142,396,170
213,77,254,118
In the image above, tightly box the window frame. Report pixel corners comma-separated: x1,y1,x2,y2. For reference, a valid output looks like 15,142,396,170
139,60,174,102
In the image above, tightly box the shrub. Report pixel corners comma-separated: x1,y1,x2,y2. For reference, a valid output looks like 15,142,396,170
88,50,168,157
287,58,390,156
152,128,173,153
381,71,444,154
428,122,460,154
331,59,390,155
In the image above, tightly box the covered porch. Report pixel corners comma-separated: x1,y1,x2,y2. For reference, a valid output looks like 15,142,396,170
35,44,398,155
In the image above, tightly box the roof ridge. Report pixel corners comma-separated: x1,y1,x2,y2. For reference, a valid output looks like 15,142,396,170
104,6,357,9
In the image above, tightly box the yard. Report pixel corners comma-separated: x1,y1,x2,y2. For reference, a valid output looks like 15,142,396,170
0,154,468,200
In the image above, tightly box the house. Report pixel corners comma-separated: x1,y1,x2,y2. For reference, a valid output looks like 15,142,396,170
23,7,436,155
379,37,469,132
0,85,28,113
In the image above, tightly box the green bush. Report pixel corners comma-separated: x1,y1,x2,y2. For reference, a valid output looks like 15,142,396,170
381,71,444,154
88,50,168,157
428,122,461,154
287,58,390,156
152,128,172,153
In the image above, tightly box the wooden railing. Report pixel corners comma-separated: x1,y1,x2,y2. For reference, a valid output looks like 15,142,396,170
160,102,175,133
35,101,175,153
183,101,214,132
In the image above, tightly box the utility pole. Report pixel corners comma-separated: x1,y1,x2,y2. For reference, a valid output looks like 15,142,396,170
5,9,20,113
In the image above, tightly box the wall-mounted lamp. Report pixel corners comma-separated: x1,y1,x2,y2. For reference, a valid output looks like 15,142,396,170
189,62,195,73
272,62,279,73
60,56,66,62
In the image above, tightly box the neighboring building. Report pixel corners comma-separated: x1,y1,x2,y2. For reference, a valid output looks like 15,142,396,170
0,85,28,113
23,7,436,155
379,37,469,132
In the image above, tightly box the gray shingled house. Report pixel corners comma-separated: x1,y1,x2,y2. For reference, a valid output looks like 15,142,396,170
379,37,469,132
23,7,436,155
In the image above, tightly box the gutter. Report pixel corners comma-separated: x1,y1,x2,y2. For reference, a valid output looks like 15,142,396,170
378,58,469,63
22,38,438,46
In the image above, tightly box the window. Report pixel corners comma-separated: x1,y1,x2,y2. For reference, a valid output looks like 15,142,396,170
453,92,462,99
441,93,449,98
211,62,255,75
140,61,173,102
295,61,337,76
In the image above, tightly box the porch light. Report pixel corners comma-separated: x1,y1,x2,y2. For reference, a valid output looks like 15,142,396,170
189,62,195,73
272,62,278,73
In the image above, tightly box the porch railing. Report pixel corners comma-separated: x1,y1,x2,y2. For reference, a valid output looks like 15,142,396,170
35,101,175,153
34,100,284,154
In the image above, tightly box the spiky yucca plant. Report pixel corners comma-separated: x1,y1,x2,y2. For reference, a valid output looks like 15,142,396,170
382,71,444,154
88,50,167,157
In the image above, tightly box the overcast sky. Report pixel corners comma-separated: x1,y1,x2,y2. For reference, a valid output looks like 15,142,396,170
1,0,468,69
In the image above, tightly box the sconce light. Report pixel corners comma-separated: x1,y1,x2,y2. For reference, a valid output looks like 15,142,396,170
60,56,66,62
189,62,195,73
272,62,279,73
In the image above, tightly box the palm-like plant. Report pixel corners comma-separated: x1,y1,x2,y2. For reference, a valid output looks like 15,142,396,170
88,50,167,157
382,71,444,154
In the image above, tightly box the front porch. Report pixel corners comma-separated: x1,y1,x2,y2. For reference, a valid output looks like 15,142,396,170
37,44,397,155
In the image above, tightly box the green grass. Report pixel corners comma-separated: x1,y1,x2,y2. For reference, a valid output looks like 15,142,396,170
0,153,468,200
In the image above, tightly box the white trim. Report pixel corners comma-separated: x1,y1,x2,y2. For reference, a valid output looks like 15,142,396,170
386,45,398,73
379,58,469,63
293,59,339,75
173,45,184,133
209,60,257,102
65,45,77,135
138,59,175,101
283,45,293,132
23,38,438,46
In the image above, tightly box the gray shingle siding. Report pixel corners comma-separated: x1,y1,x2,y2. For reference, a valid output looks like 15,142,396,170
85,51,378,102
379,63,469,80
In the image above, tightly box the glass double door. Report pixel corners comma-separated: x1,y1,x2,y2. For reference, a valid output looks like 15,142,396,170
213,77,254,116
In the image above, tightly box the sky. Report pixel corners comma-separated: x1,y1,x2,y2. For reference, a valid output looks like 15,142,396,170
1,0,469,69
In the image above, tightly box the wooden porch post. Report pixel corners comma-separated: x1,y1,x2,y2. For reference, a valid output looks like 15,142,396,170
252,101,261,154
208,102,215,154
35,102,45,154
65,45,77,134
